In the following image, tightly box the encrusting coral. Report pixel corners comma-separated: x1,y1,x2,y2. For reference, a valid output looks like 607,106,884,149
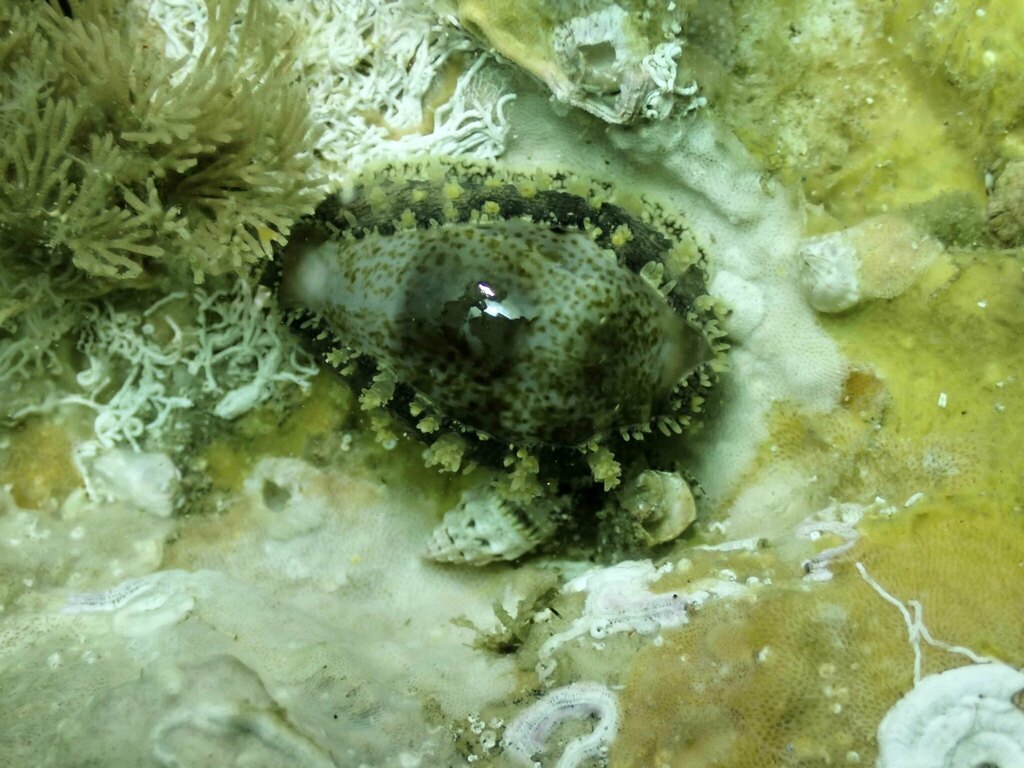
692,0,1024,230
0,0,322,288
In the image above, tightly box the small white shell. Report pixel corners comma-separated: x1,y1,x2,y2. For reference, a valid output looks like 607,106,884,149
78,444,181,518
876,662,1024,768
798,231,861,313
799,216,940,313
425,486,563,565
617,469,696,546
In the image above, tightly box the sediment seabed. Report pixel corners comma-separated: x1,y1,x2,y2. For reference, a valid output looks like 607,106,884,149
1,1,1023,766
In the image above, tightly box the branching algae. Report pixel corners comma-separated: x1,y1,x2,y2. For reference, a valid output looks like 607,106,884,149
0,0,322,289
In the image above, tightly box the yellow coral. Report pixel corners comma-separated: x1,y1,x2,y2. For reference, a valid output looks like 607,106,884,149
887,0,1024,154
205,372,353,492
0,418,82,508
613,495,1024,766
712,0,988,225
823,250,1024,503
613,241,1024,765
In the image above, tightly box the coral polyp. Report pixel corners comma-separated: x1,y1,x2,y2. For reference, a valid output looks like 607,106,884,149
277,158,726,561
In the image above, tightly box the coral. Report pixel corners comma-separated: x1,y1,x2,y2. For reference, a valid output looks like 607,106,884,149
821,250,1024,508
853,503,1024,669
147,457,551,765
30,281,319,451
699,365,888,544
49,652,338,768
611,574,894,765
0,267,83,422
277,156,726,561
876,663,1024,768
887,0,1024,152
454,0,699,124
853,559,998,686
2,2,1021,765
201,373,355,494
608,495,1024,767
133,0,521,181
0,0,322,287
698,0,988,224
283,0,514,178
502,681,619,768
0,419,80,509
642,247,1024,764
0,482,174,608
